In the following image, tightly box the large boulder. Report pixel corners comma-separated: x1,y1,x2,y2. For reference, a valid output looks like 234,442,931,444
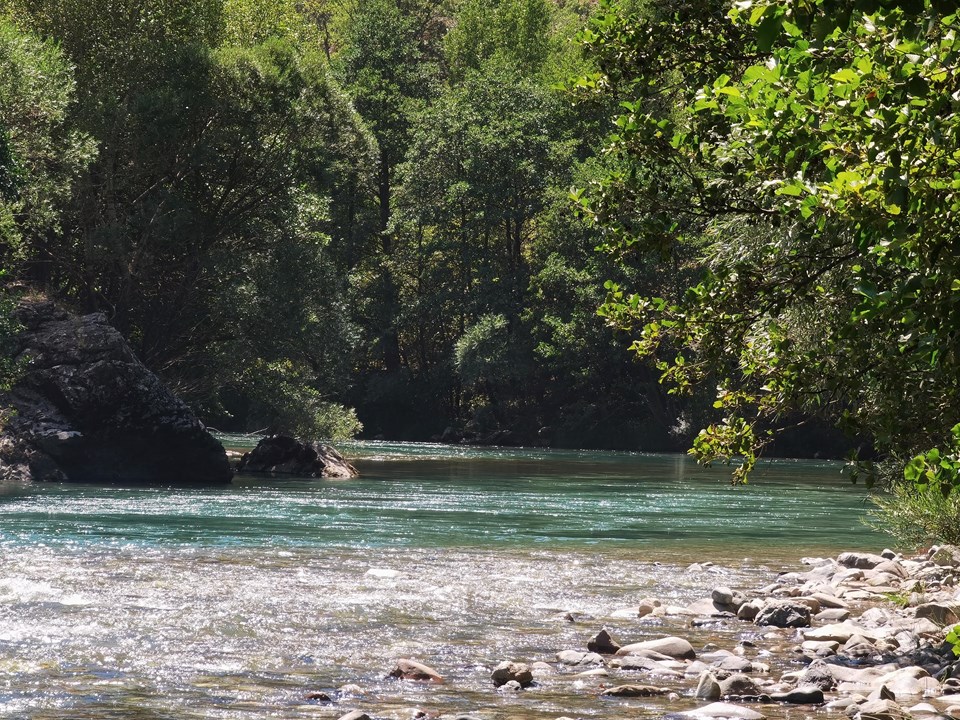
237,435,358,478
0,301,231,484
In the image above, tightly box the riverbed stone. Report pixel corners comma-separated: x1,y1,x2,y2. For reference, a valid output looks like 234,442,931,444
769,685,825,704
696,672,723,700
839,552,886,570
616,656,684,678
556,650,604,666
337,712,372,720
801,660,838,691
720,674,761,698
587,628,622,654
713,656,754,673
915,601,960,626
873,666,940,699
737,601,762,621
389,658,443,682
931,546,960,568
237,435,358,478
802,640,840,656
712,586,746,611
638,598,662,617
803,622,878,644
755,600,811,628
854,699,911,720
811,592,849,609
491,661,532,688
817,608,851,622
617,636,696,660
601,684,670,697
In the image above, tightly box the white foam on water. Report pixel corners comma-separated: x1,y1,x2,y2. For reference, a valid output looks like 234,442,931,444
365,568,400,578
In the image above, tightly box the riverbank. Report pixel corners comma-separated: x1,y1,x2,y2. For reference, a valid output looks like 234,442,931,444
330,546,960,720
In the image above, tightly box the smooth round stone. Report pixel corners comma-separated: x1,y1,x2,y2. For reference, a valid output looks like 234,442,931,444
616,636,696,660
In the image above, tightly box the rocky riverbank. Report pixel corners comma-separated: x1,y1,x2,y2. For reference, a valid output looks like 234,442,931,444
325,545,960,720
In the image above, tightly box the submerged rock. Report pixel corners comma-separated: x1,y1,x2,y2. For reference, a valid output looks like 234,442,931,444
0,301,231,484
237,435,358,478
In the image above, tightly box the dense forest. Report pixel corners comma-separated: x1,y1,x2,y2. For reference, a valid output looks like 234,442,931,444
1,0,959,537
0,0,695,451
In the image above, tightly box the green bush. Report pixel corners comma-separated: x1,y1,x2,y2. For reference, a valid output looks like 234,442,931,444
869,480,960,548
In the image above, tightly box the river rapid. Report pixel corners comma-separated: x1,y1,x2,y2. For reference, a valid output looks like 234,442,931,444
0,442,885,719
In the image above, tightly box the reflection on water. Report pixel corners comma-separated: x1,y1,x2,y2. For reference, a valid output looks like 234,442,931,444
0,444,882,718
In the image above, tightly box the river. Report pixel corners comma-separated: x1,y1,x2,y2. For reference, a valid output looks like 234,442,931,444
0,441,885,719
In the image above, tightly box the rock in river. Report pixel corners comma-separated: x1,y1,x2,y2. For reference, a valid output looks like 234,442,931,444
754,600,811,628
601,684,670,697
587,627,622,654
0,301,231,484
491,661,533,688
388,658,443,682
617,636,697,660
237,435,358,478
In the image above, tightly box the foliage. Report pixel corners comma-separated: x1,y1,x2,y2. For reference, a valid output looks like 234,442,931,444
869,424,960,546
0,18,95,262
947,624,960,658
445,0,552,78
0,274,20,394
454,313,513,389
0,0,754,451
869,479,960,547
4,3,377,439
577,0,960,486
238,360,363,440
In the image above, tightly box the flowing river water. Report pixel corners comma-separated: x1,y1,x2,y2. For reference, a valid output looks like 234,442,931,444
0,441,887,719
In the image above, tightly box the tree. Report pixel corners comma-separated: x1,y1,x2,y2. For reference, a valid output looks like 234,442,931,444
444,0,552,78
0,19,95,397
336,0,441,388
5,1,379,438
578,0,960,510
0,17,95,271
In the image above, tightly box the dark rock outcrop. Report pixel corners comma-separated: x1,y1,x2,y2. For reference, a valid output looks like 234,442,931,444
236,435,358,479
0,301,232,484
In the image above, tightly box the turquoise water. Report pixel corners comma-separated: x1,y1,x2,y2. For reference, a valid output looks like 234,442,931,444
0,443,886,719
2,442,878,555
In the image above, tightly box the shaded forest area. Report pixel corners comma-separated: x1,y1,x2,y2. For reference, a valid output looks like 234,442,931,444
0,0,704,451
